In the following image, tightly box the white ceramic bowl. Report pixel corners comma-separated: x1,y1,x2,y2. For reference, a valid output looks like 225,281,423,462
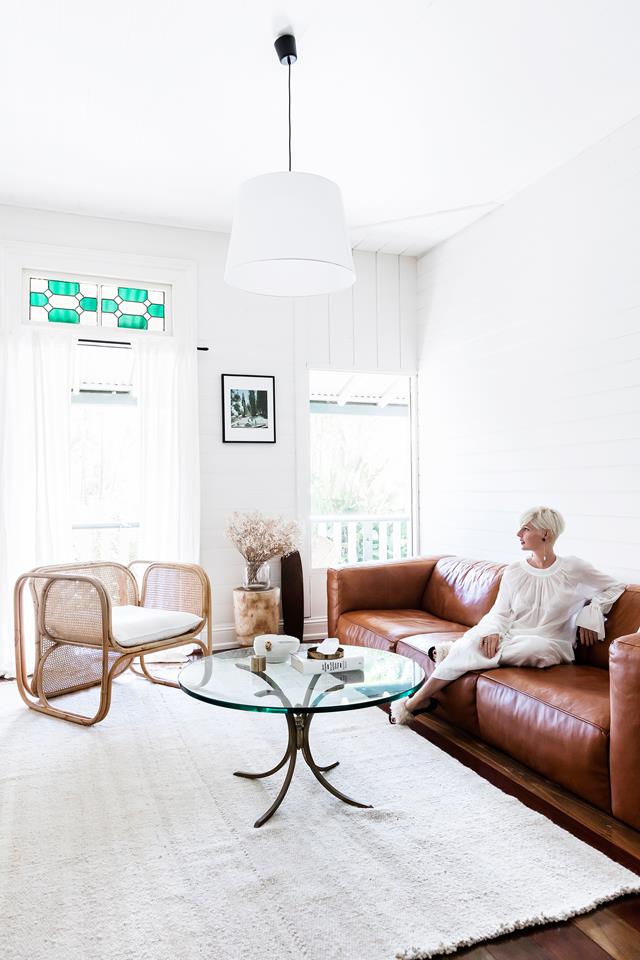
253,634,300,663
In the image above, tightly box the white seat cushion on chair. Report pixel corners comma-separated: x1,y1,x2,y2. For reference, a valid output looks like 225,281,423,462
111,605,203,648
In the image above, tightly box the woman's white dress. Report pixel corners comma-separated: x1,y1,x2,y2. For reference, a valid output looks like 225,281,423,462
430,556,625,683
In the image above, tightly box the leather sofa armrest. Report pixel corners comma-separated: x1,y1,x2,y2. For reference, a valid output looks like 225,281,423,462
609,632,640,829
326,557,443,637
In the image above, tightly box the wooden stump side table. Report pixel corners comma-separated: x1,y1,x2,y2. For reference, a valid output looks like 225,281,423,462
233,587,281,646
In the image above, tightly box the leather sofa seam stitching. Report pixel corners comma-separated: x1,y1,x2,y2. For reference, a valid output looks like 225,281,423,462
479,675,610,737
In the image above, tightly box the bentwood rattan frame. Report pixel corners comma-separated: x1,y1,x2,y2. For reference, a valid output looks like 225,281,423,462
14,561,212,726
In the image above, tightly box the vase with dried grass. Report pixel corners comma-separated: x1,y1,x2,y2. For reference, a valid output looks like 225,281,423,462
226,511,301,591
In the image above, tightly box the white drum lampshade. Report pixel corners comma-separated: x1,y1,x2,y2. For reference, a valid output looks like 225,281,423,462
225,171,356,297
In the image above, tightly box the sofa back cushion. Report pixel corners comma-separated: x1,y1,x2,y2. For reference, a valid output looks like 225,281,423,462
421,557,505,628
575,585,640,670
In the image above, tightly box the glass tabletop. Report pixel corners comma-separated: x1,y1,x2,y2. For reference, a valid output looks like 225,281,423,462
179,645,424,715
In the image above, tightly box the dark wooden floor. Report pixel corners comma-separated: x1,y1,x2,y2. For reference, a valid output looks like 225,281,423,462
444,897,640,960
398,709,640,960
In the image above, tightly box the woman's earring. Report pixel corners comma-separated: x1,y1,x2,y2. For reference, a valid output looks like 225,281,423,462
542,538,547,563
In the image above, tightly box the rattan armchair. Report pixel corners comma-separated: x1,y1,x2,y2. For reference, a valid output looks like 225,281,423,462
14,561,211,726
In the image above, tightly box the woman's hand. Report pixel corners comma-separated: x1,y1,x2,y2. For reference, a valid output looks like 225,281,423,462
481,634,501,658
578,627,599,646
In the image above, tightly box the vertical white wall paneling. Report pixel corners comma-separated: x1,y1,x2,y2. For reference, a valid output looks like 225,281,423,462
328,285,354,368
399,256,417,371
352,249,378,369
416,114,640,583
376,252,401,369
299,294,330,367
293,304,313,620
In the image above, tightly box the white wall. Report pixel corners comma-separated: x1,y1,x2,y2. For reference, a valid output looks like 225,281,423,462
0,203,416,641
416,116,640,582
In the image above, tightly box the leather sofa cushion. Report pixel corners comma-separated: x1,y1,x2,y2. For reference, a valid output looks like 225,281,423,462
476,665,611,811
575,585,639,670
421,557,505,628
396,633,479,736
336,611,467,653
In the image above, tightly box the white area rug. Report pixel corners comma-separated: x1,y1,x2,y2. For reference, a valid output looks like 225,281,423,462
1,677,638,960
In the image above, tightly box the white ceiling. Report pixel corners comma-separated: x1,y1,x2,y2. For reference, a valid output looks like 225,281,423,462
2,1,640,256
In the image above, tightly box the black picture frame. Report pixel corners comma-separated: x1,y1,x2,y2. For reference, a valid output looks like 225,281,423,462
221,374,276,443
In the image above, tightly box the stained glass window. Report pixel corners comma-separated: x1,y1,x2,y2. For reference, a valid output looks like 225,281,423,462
28,276,167,333
29,278,98,325
100,285,166,332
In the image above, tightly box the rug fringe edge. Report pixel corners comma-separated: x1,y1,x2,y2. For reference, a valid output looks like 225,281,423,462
395,881,640,960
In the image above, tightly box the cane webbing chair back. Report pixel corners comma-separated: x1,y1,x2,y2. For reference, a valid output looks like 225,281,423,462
142,563,206,616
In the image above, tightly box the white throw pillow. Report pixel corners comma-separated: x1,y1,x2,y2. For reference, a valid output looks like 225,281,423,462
111,605,203,648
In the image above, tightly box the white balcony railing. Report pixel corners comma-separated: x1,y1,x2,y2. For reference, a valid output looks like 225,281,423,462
71,521,140,563
311,513,412,566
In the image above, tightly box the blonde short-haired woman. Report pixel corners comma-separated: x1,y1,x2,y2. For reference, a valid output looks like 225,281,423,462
390,506,625,724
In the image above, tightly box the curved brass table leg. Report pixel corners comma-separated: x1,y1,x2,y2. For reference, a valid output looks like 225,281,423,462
234,743,291,780
301,712,339,773
233,709,371,827
302,714,372,810
252,713,298,828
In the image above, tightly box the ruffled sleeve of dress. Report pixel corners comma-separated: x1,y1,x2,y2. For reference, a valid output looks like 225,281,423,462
572,558,626,639
467,565,516,640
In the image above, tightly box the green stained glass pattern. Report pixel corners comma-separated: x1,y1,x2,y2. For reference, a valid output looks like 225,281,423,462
118,287,147,303
49,308,80,324
49,279,80,296
118,315,147,329
28,277,166,332
100,285,165,332
29,277,98,325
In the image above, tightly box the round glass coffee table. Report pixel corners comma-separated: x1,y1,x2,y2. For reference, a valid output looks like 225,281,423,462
179,645,424,827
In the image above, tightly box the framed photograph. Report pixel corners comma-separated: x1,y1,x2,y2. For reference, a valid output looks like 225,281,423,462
221,374,276,443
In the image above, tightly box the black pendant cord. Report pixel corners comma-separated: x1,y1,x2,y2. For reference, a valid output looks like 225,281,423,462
288,60,292,172
274,34,297,172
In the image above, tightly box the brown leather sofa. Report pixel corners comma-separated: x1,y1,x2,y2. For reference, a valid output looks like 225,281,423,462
327,555,640,832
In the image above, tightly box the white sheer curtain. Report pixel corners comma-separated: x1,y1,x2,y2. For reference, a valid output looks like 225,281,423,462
0,329,76,676
134,338,200,561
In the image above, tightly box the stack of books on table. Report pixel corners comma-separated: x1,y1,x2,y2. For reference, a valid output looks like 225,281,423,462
290,651,365,674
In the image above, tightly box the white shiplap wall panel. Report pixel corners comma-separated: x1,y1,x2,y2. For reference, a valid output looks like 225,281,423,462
417,114,640,583
376,253,401,369
400,255,417,370
328,285,354,369
352,250,379,370
296,251,417,374
298,295,330,367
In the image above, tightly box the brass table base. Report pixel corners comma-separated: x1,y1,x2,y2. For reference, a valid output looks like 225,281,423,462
234,711,372,828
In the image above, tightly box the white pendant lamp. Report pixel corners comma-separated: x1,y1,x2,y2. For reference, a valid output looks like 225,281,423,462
225,34,355,298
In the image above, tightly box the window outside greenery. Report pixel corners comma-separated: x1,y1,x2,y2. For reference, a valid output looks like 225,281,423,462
310,373,413,567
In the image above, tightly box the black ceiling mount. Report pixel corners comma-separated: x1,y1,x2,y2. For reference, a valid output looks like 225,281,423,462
274,34,297,66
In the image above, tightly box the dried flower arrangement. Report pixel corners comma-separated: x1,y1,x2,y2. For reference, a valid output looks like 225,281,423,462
226,510,301,588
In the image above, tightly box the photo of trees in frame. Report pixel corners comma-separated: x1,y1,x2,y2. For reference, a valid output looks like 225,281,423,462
221,374,276,443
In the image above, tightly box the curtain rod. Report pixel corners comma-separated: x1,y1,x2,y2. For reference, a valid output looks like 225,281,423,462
78,338,208,351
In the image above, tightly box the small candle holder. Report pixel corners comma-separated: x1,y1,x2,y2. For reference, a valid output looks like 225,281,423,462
250,654,267,673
